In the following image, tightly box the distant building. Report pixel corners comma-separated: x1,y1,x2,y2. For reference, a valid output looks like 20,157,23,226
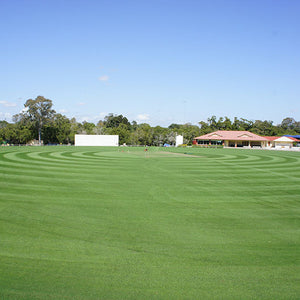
194,130,268,148
264,136,299,149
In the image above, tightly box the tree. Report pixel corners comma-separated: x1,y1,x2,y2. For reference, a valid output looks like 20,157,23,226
153,126,168,146
168,123,181,130
15,123,33,144
20,96,55,144
294,122,300,134
165,130,176,145
69,118,80,144
232,117,242,130
180,123,201,145
251,120,275,136
281,117,296,131
207,116,217,130
239,118,253,131
0,121,10,144
198,120,210,134
42,113,73,144
135,123,153,145
223,117,232,130
131,121,138,131
82,121,96,134
109,123,130,145
103,113,131,129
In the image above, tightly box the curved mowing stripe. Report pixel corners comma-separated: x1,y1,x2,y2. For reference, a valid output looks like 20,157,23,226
1,146,300,299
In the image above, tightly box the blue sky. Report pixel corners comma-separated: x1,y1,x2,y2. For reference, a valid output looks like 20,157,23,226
1,0,299,126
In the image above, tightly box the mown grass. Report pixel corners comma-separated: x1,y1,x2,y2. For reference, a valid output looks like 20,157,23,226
0,146,299,299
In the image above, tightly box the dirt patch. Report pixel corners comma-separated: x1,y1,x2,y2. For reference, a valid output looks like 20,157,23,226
154,151,200,157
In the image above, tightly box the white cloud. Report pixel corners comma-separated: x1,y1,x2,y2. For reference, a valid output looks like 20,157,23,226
137,114,150,122
0,100,17,107
77,116,89,122
76,115,95,123
98,112,107,118
21,107,29,113
59,109,68,114
77,102,86,106
74,112,108,124
0,112,12,120
99,75,109,81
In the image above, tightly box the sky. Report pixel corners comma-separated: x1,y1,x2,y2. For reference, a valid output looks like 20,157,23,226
1,0,299,126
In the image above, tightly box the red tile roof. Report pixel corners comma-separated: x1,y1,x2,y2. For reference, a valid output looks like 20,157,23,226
264,136,300,142
194,130,268,141
289,137,300,142
263,136,279,141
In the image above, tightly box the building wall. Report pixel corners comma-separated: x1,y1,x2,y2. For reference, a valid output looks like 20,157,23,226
175,135,184,147
75,135,119,146
224,140,265,148
275,141,293,149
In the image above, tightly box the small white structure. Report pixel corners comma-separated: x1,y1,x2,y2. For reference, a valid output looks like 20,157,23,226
274,136,296,149
265,136,297,149
175,135,184,147
75,135,119,146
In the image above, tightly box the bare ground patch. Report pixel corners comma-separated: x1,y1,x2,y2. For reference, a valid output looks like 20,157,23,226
154,151,200,157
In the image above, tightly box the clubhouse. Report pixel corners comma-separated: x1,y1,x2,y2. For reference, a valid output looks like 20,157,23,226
193,130,299,149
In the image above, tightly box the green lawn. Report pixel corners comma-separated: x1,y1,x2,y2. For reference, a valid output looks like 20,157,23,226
0,146,299,299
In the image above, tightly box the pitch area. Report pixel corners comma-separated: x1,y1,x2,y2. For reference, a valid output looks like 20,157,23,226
0,146,299,299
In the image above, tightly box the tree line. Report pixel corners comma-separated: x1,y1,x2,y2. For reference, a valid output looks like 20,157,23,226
1,96,299,146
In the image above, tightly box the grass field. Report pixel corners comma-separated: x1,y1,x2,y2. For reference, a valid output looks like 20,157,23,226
0,146,299,299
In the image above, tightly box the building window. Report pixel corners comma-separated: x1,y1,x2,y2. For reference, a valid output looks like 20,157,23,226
197,140,210,145
210,140,222,145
